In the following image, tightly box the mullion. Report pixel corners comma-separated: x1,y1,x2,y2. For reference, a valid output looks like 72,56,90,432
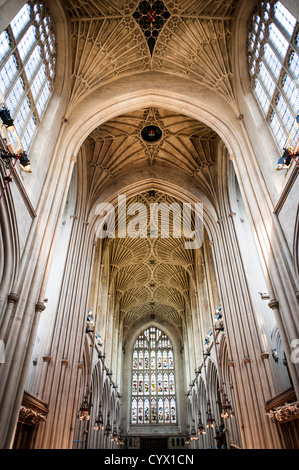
1,16,36,69
272,13,299,56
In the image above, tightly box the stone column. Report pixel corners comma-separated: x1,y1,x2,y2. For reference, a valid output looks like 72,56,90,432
229,151,299,397
210,202,280,448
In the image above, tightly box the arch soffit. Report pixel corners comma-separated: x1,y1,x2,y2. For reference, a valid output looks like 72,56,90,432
88,175,219,237
59,74,246,170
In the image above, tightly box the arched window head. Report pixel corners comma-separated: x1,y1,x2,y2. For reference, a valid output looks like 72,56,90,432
131,326,176,425
248,2,298,155
0,1,56,152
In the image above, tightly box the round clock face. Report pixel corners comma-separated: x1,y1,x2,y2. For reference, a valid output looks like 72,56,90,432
141,125,162,143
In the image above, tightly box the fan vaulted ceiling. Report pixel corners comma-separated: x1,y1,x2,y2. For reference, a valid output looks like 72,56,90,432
69,2,233,343
84,107,221,210
63,0,238,107
78,105,223,341
102,190,201,343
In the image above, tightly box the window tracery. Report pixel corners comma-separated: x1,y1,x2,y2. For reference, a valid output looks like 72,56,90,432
0,1,56,151
131,327,176,425
248,1,298,152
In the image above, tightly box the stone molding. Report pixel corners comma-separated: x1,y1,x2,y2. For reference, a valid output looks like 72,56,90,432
19,406,47,426
266,401,299,423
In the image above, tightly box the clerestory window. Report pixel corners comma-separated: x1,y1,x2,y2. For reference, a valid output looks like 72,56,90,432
0,1,56,151
248,1,299,153
131,326,177,425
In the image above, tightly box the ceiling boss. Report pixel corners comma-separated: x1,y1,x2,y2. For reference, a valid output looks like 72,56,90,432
133,1,171,54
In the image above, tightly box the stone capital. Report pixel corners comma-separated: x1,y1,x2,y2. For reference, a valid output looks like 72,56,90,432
268,298,279,310
7,293,19,304
35,302,46,312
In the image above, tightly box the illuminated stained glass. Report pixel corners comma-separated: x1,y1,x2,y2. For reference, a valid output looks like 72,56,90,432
131,327,176,424
163,373,168,394
133,351,138,369
132,373,138,395
144,350,149,369
132,399,137,424
138,399,143,423
163,350,168,368
157,373,163,394
132,1,171,55
144,373,150,395
169,373,175,395
170,399,176,423
158,398,164,423
138,374,143,394
157,350,162,369
151,350,156,369
144,399,150,423
164,398,170,423
151,398,157,423
168,351,174,369
151,373,156,394
139,350,144,369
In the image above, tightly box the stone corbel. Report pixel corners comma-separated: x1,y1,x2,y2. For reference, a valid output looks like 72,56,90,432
266,401,299,422
35,302,46,313
19,406,47,425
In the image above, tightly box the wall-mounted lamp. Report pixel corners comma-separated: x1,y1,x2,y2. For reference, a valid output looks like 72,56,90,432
0,107,15,132
0,148,31,172
276,147,299,170
272,348,279,362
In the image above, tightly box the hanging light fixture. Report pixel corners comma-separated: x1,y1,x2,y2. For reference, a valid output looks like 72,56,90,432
197,411,206,435
79,395,90,421
206,400,216,429
190,420,199,441
94,403,104,431
111,424,118,442
185,434,191,445
105,412,112,436
220,393,235,419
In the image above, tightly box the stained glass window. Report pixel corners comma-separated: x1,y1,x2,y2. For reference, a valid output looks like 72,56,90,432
131,327,177,424
132,1,171,55
248,2,299,155
0,1,56,151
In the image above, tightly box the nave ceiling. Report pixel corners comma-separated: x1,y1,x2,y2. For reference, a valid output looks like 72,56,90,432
68,1,235,345
99,190,211,344
82,106,222,210
62,0,239,108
